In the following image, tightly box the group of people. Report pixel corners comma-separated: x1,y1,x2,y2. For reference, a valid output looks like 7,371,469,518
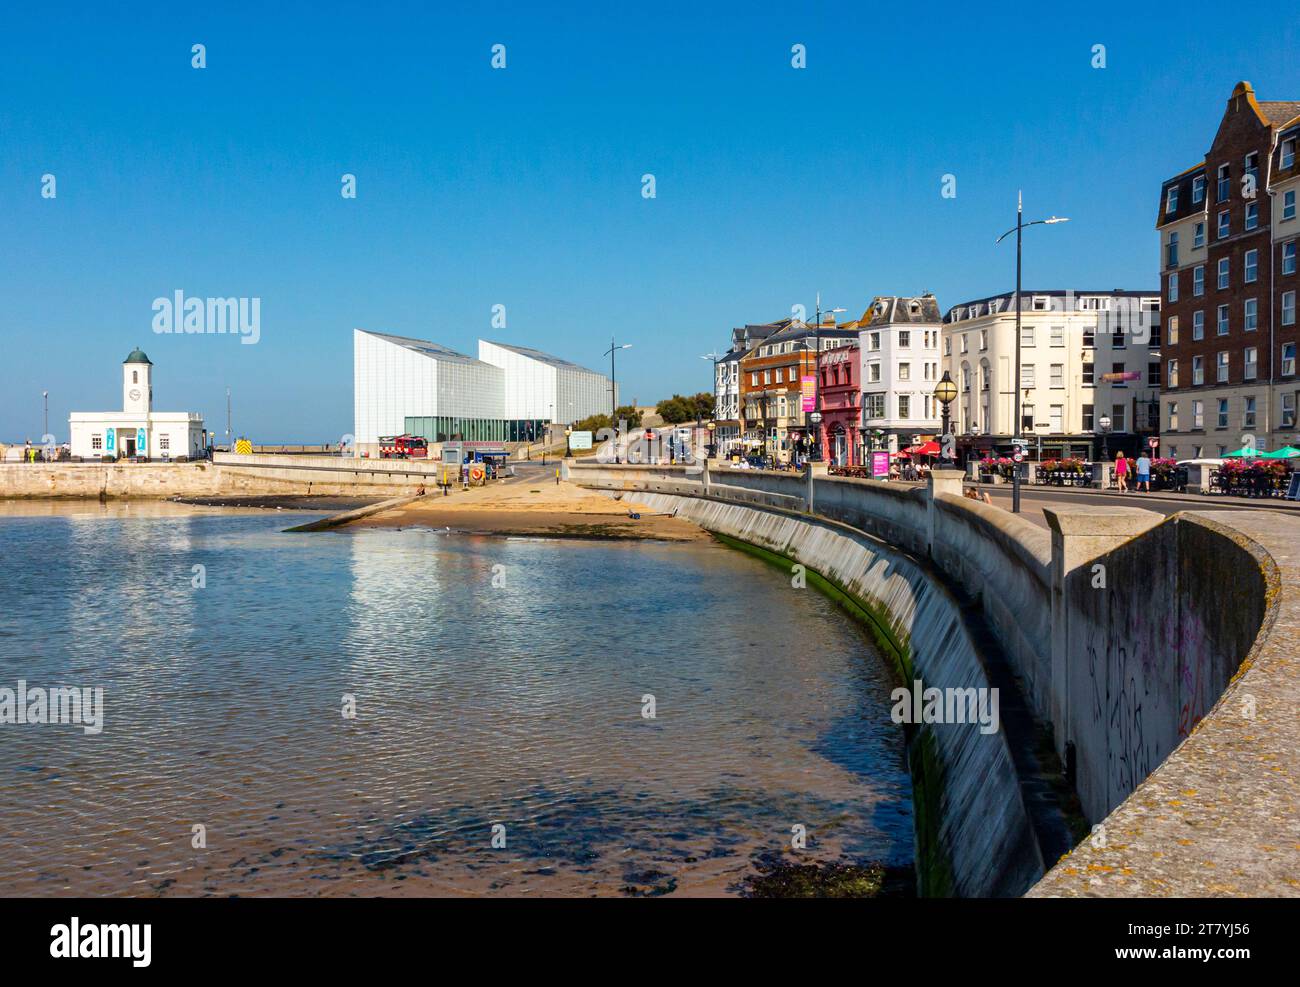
890,460,932,482
1111,452,1154,493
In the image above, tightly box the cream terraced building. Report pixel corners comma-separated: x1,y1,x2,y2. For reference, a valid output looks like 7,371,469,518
942,290,1162,460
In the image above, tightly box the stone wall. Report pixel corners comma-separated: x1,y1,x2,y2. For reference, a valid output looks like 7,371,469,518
0,455,443,500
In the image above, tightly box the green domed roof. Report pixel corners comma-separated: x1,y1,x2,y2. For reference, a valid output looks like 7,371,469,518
124,347,153,365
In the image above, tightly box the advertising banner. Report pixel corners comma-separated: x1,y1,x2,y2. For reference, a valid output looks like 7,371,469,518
800,375,816,412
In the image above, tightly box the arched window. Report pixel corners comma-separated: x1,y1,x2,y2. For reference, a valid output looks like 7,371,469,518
132,371,138,384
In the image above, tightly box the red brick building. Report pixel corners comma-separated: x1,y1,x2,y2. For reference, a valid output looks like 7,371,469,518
1157,82,1300,457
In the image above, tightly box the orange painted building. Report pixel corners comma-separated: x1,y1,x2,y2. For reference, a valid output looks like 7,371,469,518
739,317,858,463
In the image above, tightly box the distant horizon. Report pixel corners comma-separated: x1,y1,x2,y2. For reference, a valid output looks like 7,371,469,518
3,2,1298,441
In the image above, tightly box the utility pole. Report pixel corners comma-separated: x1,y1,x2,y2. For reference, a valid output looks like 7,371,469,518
226,387,232,451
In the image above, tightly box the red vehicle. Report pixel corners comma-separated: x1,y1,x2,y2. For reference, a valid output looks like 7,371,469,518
378,434,428,459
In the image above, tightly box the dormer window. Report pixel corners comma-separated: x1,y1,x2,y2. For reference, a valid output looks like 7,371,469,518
1166,185,1180,213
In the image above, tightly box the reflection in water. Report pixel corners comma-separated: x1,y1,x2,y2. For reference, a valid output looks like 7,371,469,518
0,507,912,896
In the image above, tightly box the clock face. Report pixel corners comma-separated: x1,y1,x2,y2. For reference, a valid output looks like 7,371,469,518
129,389,141,401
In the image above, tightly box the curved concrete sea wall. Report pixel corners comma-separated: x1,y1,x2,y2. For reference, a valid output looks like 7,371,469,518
570,462,1299,897
624,489,1044,897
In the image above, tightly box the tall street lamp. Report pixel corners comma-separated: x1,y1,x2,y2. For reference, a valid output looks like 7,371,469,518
43,390,49,443
933,371,958,470
995,192,1069,512
604,336,632,463
700,352,722,461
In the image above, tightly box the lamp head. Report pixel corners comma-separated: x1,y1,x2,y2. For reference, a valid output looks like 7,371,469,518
933,370,958,406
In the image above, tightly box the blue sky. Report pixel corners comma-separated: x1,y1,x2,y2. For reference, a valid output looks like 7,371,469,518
3,1,1299,442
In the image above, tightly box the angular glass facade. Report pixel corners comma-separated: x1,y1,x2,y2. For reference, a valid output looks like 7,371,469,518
404,416,546,443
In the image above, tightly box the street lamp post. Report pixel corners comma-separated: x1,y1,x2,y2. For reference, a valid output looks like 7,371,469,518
933,371,959,470
564,426,573,458
604,336,632,464
996,193,1069,513
1098,414,1113,462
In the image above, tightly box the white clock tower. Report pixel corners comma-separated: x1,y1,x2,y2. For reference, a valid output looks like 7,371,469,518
69,346,204,461
122,347,152,414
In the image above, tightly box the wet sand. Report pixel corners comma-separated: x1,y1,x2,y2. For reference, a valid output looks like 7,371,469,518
351,481,708,542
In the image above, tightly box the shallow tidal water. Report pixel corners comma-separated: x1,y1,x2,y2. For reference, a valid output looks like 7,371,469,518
0,503,912,897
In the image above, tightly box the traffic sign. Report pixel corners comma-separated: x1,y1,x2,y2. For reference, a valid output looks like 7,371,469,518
1012,452,1024,463
1148,437,1159,449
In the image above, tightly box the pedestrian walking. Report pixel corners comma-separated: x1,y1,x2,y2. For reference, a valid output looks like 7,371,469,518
1115,452,1129,492
1135,453,1152,492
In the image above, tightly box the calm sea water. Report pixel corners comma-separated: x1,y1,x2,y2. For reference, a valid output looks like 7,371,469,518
0,503,912,897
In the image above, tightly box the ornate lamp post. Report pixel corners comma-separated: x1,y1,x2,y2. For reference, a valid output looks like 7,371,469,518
564,425,573,458
706,420,715,459
1098,414,1112,462
933,371,958,470
809,411,823,466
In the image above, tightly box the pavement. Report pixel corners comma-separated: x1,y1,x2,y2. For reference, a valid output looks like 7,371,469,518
964,479,1300,528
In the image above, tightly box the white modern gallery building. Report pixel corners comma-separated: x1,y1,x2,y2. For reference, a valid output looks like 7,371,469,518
353,329,615,453
68,348,206,461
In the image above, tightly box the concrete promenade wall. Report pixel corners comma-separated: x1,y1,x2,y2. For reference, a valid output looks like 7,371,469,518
1032,510,1297,896
0,462,224,498
570,461,1298,897
0,455,442,500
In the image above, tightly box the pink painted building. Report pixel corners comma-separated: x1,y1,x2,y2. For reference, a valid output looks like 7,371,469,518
817,342,862,465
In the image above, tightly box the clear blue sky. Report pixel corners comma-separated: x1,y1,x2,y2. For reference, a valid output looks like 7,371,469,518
3,1,1299,442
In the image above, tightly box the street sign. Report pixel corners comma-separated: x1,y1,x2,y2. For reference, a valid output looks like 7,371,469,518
1011,437,1027,448
1148,437,1159,449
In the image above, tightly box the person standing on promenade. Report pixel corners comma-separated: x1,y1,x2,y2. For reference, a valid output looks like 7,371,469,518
1135,452,1152,493
1115,452,1129,492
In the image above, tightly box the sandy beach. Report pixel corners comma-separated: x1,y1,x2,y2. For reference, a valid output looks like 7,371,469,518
348,477,709,541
